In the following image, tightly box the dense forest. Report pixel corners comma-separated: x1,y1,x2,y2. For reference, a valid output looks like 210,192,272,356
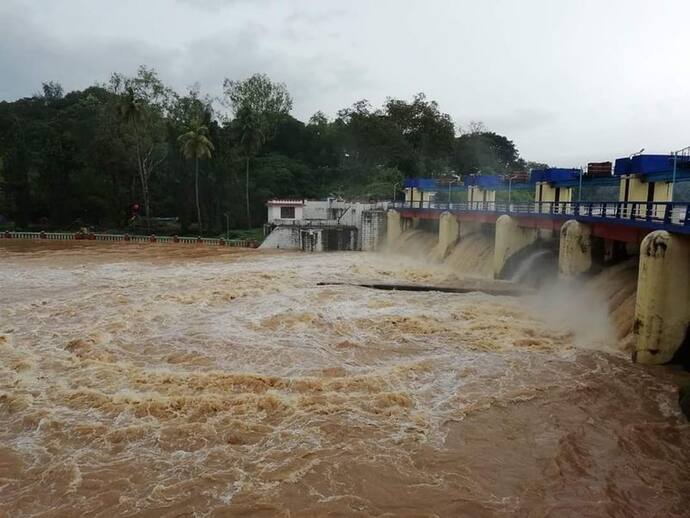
0,66,542,235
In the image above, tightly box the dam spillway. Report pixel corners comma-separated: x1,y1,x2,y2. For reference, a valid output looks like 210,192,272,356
388,198,690,365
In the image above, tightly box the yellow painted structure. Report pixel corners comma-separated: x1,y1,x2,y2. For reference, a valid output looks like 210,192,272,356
431,212,459,259
493,215,538,278
634,231,690,364
386,209,402,246
558,220,592,276
618,175,673,219
404,188,434,205
467,186,496,209
534,182,573,213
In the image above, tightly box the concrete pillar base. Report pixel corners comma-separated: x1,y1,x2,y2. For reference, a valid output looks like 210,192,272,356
559,220,593,277
432,212,459,259
386,209,402,246
634,231,690,364
493,215,538,279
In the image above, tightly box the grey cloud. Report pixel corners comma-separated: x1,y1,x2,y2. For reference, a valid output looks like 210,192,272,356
0,7,178,100
174,26,374,119
0,3,372,122
174,0,263,12
482,109,560,135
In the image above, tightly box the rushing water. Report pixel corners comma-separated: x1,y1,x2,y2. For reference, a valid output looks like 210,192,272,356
1,239,689,517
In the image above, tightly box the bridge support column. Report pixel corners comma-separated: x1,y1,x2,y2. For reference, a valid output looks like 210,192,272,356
432,212,459,259
493,215,538,278
558,220,592,277
386,209,402,245
634,231,690,364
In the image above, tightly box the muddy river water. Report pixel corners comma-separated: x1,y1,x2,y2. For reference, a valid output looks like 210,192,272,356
1,240,689,517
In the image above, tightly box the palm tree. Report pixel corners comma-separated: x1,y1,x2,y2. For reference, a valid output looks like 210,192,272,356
236,107,265,229
178,119,215,233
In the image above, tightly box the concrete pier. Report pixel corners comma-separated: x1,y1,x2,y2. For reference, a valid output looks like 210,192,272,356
634,231,690,364
432,212,459,259
493,215,538,278
386,209,402,246
558,220,593,276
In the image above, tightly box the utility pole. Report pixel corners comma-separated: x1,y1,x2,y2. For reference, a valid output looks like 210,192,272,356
448,174,461,207
672,151,677,202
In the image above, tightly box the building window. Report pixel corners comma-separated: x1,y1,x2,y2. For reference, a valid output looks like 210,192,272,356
280,206,296,219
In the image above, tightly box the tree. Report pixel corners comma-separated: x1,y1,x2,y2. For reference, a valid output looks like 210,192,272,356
334,94,455,179
0,73,548,234
223,73,293,138
464,120,486,135
109,66,174,230
178,119,215,232
223,73,292,228
384,93,455,176
40,81,64,103
452,130,520,175
0,156,5,216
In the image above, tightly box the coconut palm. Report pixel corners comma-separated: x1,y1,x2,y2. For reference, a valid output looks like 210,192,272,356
236,107,265,229
118,87,143,125
178,119,215,232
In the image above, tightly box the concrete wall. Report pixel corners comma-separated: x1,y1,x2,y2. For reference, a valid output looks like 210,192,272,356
633,231,690,364
300,229,323,252
558,220,592,276
300,228,357,252
493,215,539,278
361,209,387,251
259,226,301,249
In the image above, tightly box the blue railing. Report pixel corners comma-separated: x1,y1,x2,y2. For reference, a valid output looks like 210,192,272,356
391,200,690,233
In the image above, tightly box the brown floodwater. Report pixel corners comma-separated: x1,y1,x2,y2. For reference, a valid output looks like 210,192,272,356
0,239,689,517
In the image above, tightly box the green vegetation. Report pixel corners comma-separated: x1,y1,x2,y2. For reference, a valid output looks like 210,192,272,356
0,67,540,234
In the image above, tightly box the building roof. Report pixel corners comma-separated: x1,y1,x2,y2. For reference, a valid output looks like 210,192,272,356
266,199,305,206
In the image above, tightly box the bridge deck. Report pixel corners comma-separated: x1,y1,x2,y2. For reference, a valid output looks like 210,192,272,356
392,201,690,238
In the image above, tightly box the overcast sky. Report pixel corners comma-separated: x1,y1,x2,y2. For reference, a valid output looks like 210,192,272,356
2,0,689,165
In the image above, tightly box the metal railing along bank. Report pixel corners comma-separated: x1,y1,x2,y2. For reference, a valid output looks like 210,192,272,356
391,200,690,233
1,231,258,247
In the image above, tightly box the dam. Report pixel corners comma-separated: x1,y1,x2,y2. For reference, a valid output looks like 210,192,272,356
390,155,690,367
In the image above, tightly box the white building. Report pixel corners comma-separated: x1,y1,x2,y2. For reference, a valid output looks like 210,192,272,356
266,199,305,223
261,198,388,252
